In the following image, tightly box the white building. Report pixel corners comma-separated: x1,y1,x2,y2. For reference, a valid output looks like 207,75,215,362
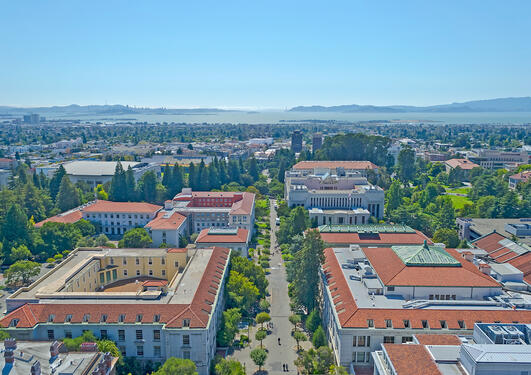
285,162,384,220
81,200,162,236
319,237,531,372
62,160,158,188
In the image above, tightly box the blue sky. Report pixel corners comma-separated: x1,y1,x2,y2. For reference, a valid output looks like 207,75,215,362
1,1,531,108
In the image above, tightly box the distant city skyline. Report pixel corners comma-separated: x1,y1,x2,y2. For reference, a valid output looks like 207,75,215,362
1,1,531,108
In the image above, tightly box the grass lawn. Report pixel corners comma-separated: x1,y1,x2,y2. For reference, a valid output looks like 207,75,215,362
447,194,473,209
445,186,471,195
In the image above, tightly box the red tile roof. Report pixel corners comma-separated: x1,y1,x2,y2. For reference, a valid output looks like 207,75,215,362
145,210,187,230
292,161,378,170
319,231,431,246
322,248,531,330
167,248,187,253
444,158,479,170
172,191,255,215
472,232,531,283
34,210,83,227
510,171,531,182
415,334,462,346
0,246,231,329
363,247,500,287
196,228,249,244
83,200,162,214
383,344,442,375
142,280,168,287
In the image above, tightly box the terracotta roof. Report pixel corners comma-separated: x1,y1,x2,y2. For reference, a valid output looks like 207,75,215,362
509,171,531,182
145,210,187,230
82,200,162,214
292,161,378,170
172,190,255,215
0,246,231,330
363,247,500,287
319,231,431,246
415,334,462,346
322,248,531,330
383,344,442,375
444,158,479,170
472,232,531,283
34,210,83,227
230,192,255,215
196,228,249,244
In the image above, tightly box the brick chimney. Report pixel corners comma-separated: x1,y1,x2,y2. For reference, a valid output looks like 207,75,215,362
31,361,42,375
479,263,491,275
461,251,474,262
50,340,61,358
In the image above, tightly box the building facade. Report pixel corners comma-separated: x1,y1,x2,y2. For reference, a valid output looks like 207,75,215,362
285,162,384,219
318,228,531,372
1,246,230,375
291,130,303,153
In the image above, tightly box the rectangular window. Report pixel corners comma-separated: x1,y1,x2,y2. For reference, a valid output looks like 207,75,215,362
183,351,190,360
183,319,190,327
383,336,395,344
83,314,90,323
367,319,374,328
65,314,72,323
357,336,365,347
175,261,179,268
403,320,410,328
47,329,54,340
123,269,128,276
154,346,161,357
118,314,125,323
154,330,160,341
402,336,413,343
65,330,72,339
100,273,105,283
458,320,465,329
136,270,140,276
149,270,153,276
136,258,140,265
356,352,365,363
162,270,166,277
136,314,143,323
137,345,144,357
136,330,143,340
118,330,125,341
100,330,108,339
183,335,190,345
123,258,127,265
440,320,447,329
154,315,161,323
422,320,429,329
148,257,153,265
100,314,107,323
352,336,357,347
387,286,395,292
112,269,117,280
385,319,392,328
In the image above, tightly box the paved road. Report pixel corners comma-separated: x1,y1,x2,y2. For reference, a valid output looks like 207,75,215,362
231,199,299,374
259,199,299,374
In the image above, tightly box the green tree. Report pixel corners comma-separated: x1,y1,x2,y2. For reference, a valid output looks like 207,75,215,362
475,195,497,218
120,228,152,248
435,196,455,230
226,271,259,312
95,184,109,200
295,346,335,375
290,206,310,236
294,330,307,351
23,183,47,222
10,244,32,262
188,162,196,189
259,298,270,312
56,176,81,212
396,147,416,182
138,171,158,203
5,260,40,286
230,256,268,297
216,308,241,347
277,160,286,183
385,180,403,213
169,164,184,196
49,165,66,201
289,314,301,331
249,157,259,181
432,228,460,248
1,204,30,254
109,162,127,201
306,309,321,333
255,329,267,348
125,165,137,201
97,339,121,358
255,312,271,330
154,357,198,375
312,326,327,348
214,358,245,375
250,348,267,372
291,230,325,311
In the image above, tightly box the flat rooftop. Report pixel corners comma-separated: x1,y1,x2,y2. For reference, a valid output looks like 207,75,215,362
331,247,526,311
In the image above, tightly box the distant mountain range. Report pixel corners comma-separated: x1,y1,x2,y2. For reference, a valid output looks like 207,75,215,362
0,104,236,116
289,97,531,113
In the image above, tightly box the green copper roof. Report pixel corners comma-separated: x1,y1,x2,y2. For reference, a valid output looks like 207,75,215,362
318,224,416,234
392,241,462,267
